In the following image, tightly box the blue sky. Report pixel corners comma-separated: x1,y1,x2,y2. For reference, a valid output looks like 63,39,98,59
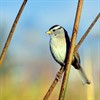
0,0,100,63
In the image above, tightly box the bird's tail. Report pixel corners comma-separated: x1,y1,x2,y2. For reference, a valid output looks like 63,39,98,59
78,65,91,84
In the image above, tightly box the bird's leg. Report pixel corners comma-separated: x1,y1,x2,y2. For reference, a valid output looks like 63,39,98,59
56,66,64,81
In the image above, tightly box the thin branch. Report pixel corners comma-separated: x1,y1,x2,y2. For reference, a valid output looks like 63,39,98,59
58,1,83,100
75,12,100,52
43,67,64,100
0,0,28,65
43,12,100,100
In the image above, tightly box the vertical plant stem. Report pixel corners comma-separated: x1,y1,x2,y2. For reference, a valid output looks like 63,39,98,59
84,50,95,100
59,1,83,100
0,0,28,65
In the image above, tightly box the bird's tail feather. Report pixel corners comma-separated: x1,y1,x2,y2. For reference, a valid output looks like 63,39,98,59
78,65,91,84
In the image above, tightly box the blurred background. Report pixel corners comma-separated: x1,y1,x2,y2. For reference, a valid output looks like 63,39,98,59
0,0,100,100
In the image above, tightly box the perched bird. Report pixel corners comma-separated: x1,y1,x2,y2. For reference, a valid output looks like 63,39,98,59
46,25,90,84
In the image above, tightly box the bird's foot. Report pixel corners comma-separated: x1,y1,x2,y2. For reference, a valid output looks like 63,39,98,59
56,71,62,81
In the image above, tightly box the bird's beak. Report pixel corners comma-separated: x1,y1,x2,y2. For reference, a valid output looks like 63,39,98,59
46,31,52,35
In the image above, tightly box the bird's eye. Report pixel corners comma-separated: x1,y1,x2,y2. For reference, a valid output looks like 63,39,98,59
53,29,55,32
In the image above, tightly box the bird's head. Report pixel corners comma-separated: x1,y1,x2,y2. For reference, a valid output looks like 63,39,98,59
46,25,65,39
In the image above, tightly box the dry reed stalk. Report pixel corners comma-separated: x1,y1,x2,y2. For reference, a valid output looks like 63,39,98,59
58,1,83,99
0,0,28,65
75,13,100,52
84,51,95,100
43,67,64,100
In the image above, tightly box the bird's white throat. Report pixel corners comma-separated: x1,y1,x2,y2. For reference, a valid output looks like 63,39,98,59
50,37,66,64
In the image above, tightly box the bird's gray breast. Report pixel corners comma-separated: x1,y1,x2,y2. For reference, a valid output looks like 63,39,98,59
50,37,66,65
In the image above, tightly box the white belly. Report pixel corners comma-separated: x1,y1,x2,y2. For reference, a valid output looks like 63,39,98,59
50,38,66,64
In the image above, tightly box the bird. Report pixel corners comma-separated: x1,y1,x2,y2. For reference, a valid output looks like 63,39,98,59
46,25,90,84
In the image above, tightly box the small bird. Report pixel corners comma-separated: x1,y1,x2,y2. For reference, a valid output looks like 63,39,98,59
47,25,90,84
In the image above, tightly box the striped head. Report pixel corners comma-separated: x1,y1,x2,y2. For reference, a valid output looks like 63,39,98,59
46,25,65,39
